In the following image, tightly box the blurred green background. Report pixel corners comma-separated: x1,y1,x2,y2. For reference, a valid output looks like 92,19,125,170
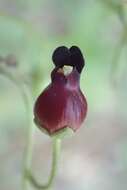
0,0,127,190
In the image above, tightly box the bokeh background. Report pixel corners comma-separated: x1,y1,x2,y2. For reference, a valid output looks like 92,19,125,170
0,0,127,190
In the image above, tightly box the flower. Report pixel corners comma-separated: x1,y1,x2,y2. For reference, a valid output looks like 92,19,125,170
34,46,87,135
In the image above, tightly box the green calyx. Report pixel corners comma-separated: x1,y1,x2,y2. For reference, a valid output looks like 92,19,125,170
35,122,74,139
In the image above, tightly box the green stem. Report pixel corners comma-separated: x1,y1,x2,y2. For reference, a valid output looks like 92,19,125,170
0,65,35,190
21,88,34,190
22,123,35,190
27,137,61,190
110,23,127,83
111,3,127,80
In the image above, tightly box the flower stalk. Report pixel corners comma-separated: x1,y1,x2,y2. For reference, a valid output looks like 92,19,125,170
27,137,61,190
31,45,87,189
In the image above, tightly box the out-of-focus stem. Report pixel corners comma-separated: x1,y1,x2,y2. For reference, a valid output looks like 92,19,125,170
110,3,127,83
21,85,35,190
111,29,126,76
0,65,35,190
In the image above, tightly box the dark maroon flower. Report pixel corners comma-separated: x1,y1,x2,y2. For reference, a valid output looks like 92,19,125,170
34,46,87,135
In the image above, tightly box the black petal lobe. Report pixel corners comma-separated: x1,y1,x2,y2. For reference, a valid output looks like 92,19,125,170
52,46,71,68
70,46,85,73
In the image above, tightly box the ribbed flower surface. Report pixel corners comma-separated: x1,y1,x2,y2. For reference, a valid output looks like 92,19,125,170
34,46,87,135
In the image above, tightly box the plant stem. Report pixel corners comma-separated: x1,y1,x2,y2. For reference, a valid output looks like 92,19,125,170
110,27,127,85
27,137,61,190
21,85,35,190
0,65,35,190
110,5,127,84
22,124,35,190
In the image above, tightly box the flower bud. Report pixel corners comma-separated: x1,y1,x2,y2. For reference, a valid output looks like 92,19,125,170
34,46,87,136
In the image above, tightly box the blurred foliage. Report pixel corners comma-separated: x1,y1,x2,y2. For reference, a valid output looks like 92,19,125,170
100,0,126,22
